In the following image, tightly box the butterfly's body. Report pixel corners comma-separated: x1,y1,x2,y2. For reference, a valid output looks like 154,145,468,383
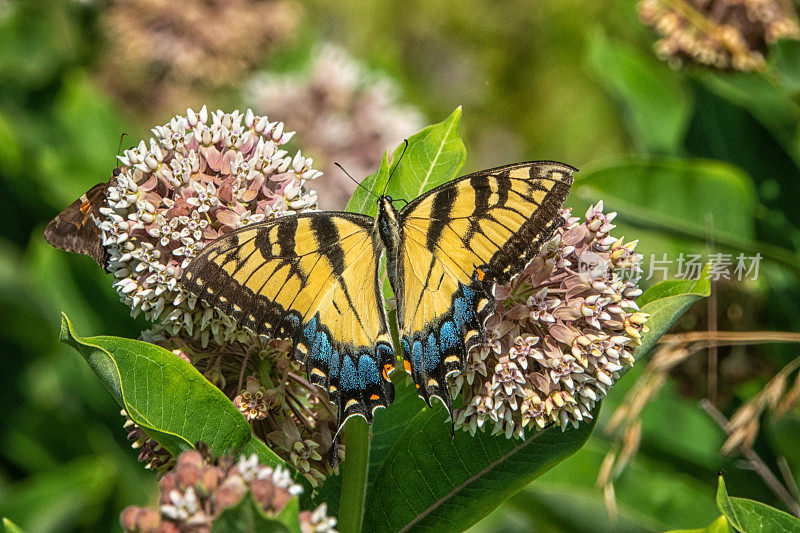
375,196,403,298
182,161,575,430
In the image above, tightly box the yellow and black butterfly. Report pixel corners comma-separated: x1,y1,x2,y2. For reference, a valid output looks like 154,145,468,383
44,168,121,271
181,161,575,430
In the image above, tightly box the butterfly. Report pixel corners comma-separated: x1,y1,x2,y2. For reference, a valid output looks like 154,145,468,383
44,168,121,271
182,161,575,430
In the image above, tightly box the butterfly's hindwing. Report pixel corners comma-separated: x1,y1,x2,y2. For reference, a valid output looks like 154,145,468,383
182,212,395,428
395,161,575,410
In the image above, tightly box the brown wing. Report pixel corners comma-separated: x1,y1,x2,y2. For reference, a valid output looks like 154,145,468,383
44,174,117,270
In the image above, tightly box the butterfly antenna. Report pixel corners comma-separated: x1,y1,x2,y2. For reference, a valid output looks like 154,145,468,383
116,132,127,156
382,139,409,197
335,162,379,199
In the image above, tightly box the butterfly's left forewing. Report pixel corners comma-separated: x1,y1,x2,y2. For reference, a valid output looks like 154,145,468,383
44,178,115,270
396,161,575,411
182,213,395,429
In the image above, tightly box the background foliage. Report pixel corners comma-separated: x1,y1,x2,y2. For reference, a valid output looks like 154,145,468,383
1,0,800,531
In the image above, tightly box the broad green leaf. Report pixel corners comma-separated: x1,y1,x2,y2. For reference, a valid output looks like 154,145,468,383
58,314,297,479
211,492,294,533
2,518,25,533
345,107,466,218
362,404,596,532
587,30,690,155
634,264,711,360
383,106,465,202
769,39,800,94
716,476,800,532
666,516,731,533
572,158,757,247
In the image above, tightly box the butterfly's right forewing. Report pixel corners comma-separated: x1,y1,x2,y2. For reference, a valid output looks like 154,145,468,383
395,161,575,412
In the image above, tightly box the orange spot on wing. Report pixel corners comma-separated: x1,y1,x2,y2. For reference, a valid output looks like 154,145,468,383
403,359,412,374
370,394,380,401
382,363,394,381
476,268,485,281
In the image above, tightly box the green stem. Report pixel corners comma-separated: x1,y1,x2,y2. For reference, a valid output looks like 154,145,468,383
338,416,370,533
337,307,400,533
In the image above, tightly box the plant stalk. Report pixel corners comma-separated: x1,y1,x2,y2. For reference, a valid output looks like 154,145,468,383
338,306,400,533
338,416,371,533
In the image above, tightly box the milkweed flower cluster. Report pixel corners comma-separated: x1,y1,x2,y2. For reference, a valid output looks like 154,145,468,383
248,44,424,209
638,0,800,71
99,106,320,345
451,202,649,437
119,450,337,533
97,108,344,484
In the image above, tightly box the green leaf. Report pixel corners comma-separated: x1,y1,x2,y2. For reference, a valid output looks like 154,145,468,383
2,518,25,533
716,476,800,532
345,107,466,218
634,264,711,360
769,39,800,94
345,151,390,217
572,158,757,247
383,106,466,203
58,313,294,476
338,417,371,533
362,404,596,532
665,516,731,533
211,492,294,533
586,30,690,155
694,70,800,157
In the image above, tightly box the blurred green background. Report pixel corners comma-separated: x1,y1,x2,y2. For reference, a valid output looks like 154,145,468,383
2,0,800,530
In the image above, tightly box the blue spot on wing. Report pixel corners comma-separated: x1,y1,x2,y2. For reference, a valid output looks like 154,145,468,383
411,340,424,373
312,330,332,363
439,320,458,351
453,294,473,329
303,316,318,343
341,356,359,391
358,355,380,385
328,348,340,380
425,333,440,374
